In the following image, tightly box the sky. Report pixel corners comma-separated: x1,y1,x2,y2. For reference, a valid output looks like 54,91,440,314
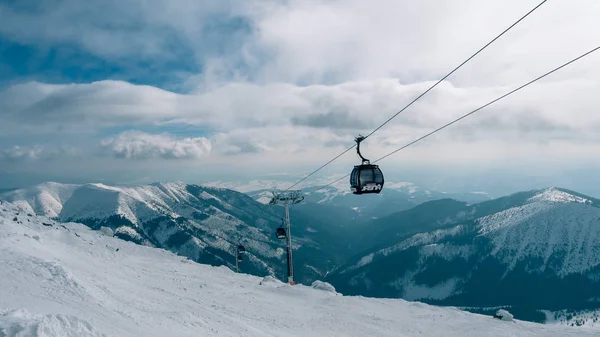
1,0,600,196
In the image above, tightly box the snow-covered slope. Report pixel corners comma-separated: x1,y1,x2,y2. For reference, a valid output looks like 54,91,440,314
4,181,203,225
345,188,600,277
0,182,357,284
327,187,600,321
3,182,78,218
478,188,600,276
0,200,594,337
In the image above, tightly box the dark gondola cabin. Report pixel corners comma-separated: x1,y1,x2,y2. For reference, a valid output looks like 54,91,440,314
350,135,385,195
350,164,384,194
237,245,246,254
237,255,243,263
276,226,286,239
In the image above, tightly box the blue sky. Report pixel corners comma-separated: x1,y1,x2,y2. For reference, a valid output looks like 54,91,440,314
0,6,249,90
1,0,600,197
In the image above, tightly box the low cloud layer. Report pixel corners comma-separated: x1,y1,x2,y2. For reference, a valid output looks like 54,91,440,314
0,146,45,162
0,145,80,163
1,76,599,171
100,131,211,160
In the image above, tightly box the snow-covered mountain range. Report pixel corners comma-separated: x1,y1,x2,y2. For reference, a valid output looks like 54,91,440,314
0,199,595,337
4,181,600,325
0,181,359,284
326,187,600,322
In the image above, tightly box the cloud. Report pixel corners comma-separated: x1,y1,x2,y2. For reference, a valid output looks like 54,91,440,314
3,0,599,87
100,131,211,160
245,0,600,85
0,81,178,133
7,76,597,135
210,125,354,157
0,145,80,162
2,76,600,165
0,146,44,162
0,79,405,133
0,0,249,63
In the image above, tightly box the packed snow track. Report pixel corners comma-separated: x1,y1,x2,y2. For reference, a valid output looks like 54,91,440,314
0,201,595,337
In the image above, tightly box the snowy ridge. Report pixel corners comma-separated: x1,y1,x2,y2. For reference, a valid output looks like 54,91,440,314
342,225,466,274
1,181,342,283
310,186,352,203
0,200,594,337
1,181,253,229
478,188,600,276
3,182,79,218
528,187,592,204
2,182,198,224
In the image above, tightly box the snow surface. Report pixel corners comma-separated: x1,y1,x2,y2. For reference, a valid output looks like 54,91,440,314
495,309,514,322
542,309,600,329
0,200,594,337
311,280,338,294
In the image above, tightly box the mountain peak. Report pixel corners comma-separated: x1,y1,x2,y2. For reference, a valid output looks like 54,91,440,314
528,187,593,205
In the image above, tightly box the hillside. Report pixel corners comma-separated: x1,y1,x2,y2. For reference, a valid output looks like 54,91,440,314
0,199,594,337
326,188,600,322
1,182,360,284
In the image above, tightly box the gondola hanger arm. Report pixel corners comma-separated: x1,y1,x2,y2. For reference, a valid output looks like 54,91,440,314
355,135,370,164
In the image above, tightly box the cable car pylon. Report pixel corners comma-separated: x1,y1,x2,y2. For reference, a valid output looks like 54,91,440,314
269,190,304,285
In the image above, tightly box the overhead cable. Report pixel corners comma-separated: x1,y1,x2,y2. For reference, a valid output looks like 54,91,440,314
282,0,549,192
322,45,600,188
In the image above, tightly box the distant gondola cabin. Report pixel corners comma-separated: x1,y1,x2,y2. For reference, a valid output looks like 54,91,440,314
276,227,286,239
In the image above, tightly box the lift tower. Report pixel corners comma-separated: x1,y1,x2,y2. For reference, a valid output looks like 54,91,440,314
269,190,304,284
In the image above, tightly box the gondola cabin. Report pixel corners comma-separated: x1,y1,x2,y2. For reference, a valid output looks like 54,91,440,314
237,255,243,263
350,164,384,195
350,134,385,195
276,227,287,240
237,245,246,254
